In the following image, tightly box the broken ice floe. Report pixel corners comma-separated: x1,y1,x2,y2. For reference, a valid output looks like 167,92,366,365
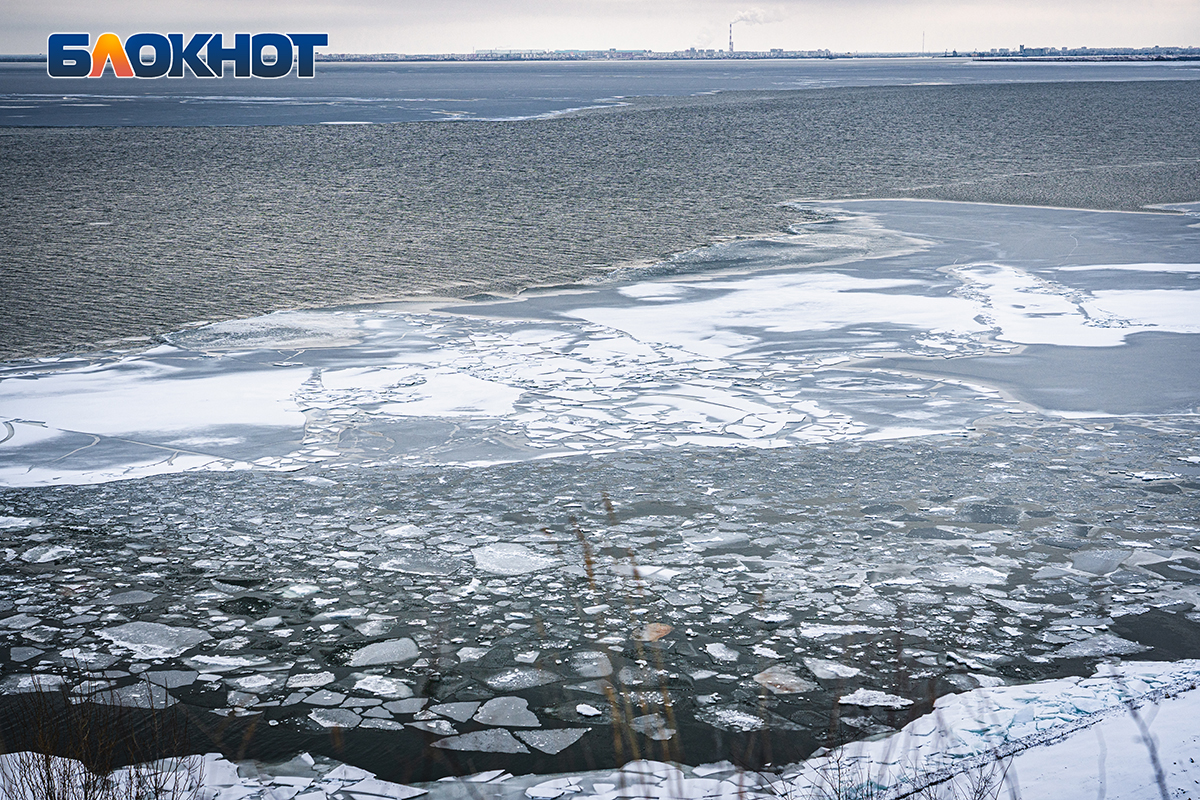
1052,633,1150,658
839,688,915,708
486,668,562,690
98,622,212,660
803,658,862,680
432,729,530,753
473,543,560,575
752,665,816,694
474,696,540,727
6,202,1198,486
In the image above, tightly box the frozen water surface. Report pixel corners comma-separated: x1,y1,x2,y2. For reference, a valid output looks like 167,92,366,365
0,200,1198,783
2,201,1197,485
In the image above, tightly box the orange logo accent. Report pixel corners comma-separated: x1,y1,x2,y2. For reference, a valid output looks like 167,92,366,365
88,32,135,77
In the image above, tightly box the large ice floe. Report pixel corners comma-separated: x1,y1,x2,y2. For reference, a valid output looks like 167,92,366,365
1,200,1199,793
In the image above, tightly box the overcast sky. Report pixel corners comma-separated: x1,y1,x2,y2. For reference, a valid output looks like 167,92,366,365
4,0,1198,54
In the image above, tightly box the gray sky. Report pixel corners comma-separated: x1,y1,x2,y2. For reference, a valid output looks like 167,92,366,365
4,0,1198,54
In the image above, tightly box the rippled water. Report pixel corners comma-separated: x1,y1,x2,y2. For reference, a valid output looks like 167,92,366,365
3,59,1197,126
2,77,1199,361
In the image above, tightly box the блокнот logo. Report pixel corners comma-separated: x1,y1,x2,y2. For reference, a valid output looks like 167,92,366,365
47,33,329,78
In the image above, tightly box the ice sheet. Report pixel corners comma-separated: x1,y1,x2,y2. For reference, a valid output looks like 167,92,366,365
1,200,1196,489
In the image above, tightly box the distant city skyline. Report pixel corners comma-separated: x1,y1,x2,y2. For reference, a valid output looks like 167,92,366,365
2,0,1197,56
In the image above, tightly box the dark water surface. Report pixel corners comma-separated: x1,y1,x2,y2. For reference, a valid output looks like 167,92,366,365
3,58,1197,126
2,77,1198,361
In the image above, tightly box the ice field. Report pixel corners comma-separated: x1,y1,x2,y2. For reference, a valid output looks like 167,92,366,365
1,200,1198,789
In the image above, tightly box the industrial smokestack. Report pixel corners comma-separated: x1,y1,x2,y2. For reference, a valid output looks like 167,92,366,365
729,23,734,52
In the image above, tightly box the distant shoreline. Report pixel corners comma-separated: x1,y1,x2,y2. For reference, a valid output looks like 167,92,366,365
4,50,1200,64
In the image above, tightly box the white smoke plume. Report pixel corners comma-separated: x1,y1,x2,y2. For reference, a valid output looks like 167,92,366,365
730,7,787,26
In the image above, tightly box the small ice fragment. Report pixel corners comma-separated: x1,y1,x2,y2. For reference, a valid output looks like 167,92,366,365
360,719,406,730
946,673,1007,691
1053,634,1150,658
803,658,862,680
281,584,321,598
408,719,457,735
312,607,369,622
753,665,816,694
288,671,336,689
102,590,157,606
919,566,1007,586
839,689,914,708
525,783,568,798
693,761,737,777
226,673,286,694
516,728,589,755
431,729,530,753
352,674,413,699
797,624,881,639
430,701,480,722
9,647,43,662
570,652,613,677
613,564,680,582
347,638,419,666
20,545,74,563
375,553,463,576
474,696,540,727
705,643,739,663
141,670,198,689
182,654,268,673
751,611,791,623
309,708,361,728
485,668,560,690
384,698,427,714
109,683,177,708
514,651,540,664
98,622,212,659
345,778,427,799
847,598,897,616
202,755,241,786
327,764,373,781
354,619,394,637
471,543,560,576
629,713,676,741
306,689,347,707
1071,550,1132,576
0,674,66,692
576,704,602,717
0,614,40,630
457,647,490,662
635,623,673,642
0,517,41,529
696,707,769,732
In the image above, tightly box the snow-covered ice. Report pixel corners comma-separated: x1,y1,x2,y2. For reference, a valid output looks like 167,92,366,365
4,202,1197,485
97,622,212,660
